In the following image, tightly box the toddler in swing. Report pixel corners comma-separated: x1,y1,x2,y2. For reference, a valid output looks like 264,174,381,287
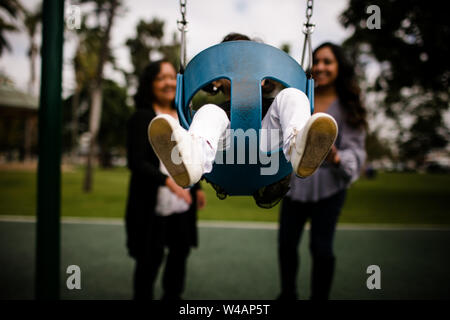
148,33,338,208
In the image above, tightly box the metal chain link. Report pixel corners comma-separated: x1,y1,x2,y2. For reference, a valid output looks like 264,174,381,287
178,0,187,27
301,0,315,78
177,0,188,73
306,0,313,21
178,0,313,75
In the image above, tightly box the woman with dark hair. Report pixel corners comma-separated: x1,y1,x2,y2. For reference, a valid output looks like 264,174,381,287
277,42,367,300
125,60,205,300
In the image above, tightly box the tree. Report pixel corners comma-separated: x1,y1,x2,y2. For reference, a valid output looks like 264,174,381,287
62,79,132,168
125,17,180,83
365,130,393,162
280,43,291,54
126,18,164,78
340,0,450,166
97,79,132,167
0,0,23,56
70,15,115,160
159,31,181,71
75,0,122,192
23,3,42,95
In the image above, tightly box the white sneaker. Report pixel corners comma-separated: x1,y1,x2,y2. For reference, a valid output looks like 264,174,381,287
148,114,204,188
290,113,338,178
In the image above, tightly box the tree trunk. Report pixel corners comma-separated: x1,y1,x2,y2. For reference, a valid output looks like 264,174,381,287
83,87,102,191
99,145,113,168
70,88,80,161
28,29,38,96
83,0,119,193
24,116,33,161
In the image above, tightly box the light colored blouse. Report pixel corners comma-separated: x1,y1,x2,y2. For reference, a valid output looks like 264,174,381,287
154,111,191,216
155,161,190,216
287,99,366,202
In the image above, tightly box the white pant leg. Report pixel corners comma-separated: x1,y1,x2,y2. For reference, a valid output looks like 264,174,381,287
188,104,230,173
260,88,311,161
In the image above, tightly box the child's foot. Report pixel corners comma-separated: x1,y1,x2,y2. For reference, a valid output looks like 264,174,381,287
148,114,204,187
290,113,338,178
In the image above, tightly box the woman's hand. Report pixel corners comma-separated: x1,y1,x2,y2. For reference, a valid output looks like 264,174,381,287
196,190,206,210
326,145,340,165
165,177,192,205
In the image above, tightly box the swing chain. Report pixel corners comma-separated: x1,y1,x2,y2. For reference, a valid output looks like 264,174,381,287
178,0,187,26
301,0,315,78
306,0,313,21
177,0,188,73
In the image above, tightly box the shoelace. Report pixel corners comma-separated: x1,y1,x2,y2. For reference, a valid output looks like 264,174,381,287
288,127,299,156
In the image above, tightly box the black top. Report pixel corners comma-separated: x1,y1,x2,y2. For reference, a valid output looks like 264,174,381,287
125,107,200,258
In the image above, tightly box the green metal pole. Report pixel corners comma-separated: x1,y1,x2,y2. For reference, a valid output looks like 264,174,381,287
36,0,64,300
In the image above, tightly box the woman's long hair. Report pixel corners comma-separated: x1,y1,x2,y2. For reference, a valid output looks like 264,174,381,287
313,42,367,129
134,59,175,110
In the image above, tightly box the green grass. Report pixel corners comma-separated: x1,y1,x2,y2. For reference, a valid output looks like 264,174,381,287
0,167,449,224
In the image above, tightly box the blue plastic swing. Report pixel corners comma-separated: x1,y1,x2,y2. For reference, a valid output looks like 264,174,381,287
175,40,314,196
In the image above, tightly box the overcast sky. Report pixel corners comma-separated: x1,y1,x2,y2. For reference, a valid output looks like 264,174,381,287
0,0,352,96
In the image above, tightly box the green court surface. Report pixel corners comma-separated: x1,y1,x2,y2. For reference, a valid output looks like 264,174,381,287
1,169,450,225
1,218,449,300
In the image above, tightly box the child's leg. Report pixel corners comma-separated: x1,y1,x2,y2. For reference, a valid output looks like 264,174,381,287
188,104,230,173
148,104,229,187
261,88,338,178
261,88,311,159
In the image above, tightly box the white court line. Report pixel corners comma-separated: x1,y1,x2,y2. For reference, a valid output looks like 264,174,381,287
1,215,449,231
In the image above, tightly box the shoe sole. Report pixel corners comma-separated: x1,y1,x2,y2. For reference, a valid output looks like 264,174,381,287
148,117,191,188
296,116,337,178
